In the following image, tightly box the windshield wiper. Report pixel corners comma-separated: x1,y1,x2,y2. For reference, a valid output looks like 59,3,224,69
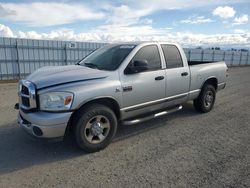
84,63,99,69
75,49,98,66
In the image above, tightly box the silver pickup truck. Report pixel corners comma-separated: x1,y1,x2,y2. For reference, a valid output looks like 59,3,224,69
17,42,228,152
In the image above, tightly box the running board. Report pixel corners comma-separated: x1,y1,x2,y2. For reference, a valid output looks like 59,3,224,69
123,105,183,125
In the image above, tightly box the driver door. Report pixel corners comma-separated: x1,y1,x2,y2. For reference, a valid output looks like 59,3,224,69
120,45,166,117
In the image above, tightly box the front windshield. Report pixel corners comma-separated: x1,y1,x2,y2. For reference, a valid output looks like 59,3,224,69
79,44,136,71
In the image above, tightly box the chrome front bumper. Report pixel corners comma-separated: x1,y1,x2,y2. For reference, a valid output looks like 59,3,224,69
18,110,72,138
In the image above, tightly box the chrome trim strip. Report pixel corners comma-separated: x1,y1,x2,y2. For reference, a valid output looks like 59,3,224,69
121,90,200,112
121,92,188,112
188,89,201,94
20,93,30,98
20,104,30,110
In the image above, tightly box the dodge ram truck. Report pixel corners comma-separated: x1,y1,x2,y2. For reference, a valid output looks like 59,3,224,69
17,42,228,152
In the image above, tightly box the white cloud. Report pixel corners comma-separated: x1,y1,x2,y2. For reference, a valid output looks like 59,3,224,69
104,1,243,28
233,14,248,25
234,29,247,34
0,24,14,37
0,5,15,16
141,18,153,25
180,16,214,24
0,1,249,48
127,0,244,12
0,2,104,27
102,4,155,28
0,1,246,27
17,31,43,39
1,23,250,48
212,6,236,19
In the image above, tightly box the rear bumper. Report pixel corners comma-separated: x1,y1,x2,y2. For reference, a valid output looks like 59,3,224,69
18,110,72,138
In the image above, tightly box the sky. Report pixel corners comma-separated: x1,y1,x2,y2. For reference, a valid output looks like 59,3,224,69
0,0,249,49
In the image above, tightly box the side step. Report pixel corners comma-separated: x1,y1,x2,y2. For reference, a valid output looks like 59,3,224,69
123,105,183,125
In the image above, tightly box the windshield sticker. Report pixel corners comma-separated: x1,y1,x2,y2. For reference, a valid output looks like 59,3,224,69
120,45,135,49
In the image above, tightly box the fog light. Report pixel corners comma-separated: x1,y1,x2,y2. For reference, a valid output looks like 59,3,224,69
33,126,43,136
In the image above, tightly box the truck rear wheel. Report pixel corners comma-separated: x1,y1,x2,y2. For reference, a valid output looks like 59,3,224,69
193,84,216,113
73,104,117,152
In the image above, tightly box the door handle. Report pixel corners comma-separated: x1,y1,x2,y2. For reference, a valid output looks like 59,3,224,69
181,72,189,76
123,86,132,92
155,76,165,80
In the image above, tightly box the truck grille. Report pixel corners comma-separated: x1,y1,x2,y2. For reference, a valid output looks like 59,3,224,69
21,85,29,95
19,80,37,111
21,96,30,107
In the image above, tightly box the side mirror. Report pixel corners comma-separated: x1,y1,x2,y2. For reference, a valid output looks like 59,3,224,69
125,60,148,74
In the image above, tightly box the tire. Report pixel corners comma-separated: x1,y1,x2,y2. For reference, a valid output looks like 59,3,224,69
73,104,117,152
193,84,216,113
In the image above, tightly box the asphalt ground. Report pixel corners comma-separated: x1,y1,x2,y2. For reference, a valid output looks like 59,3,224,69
0,67,249,188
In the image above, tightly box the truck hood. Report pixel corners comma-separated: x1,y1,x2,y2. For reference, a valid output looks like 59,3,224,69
27,65,108,89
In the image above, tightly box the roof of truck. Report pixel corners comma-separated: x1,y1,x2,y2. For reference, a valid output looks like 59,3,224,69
110,41,180,46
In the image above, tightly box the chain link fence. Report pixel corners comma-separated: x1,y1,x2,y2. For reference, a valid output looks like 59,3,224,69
0,37,249,80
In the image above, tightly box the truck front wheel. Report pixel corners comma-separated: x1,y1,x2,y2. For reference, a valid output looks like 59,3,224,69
193,84,216,113
73,104,117,152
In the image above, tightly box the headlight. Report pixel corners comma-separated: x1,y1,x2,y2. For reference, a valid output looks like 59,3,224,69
39,92,73,111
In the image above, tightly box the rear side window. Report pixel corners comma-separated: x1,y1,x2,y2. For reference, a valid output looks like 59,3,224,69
161,44,183,69
132,45,161,71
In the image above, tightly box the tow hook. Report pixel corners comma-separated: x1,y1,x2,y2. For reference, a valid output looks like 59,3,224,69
14,103,19,110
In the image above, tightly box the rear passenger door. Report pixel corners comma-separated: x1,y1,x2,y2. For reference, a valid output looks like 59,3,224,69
161,44,190,99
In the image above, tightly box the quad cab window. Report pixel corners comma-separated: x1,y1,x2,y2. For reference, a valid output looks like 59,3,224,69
125,45,162,74
161,44,183,69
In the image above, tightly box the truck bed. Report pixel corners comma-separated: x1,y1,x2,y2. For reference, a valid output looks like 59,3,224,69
188,61,219,66
188,61,227,98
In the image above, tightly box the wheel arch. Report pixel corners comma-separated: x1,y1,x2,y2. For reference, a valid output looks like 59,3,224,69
202,77,218,91
65,97,121,136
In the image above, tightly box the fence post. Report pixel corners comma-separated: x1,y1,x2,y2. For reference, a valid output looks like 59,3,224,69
223,51,226,61
64,44,68,65
231,52,234,67
16,40,21,80
188,49,191,61
246,52,249,66
212,50,215,61
201,49,204,61
239,51,242,66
